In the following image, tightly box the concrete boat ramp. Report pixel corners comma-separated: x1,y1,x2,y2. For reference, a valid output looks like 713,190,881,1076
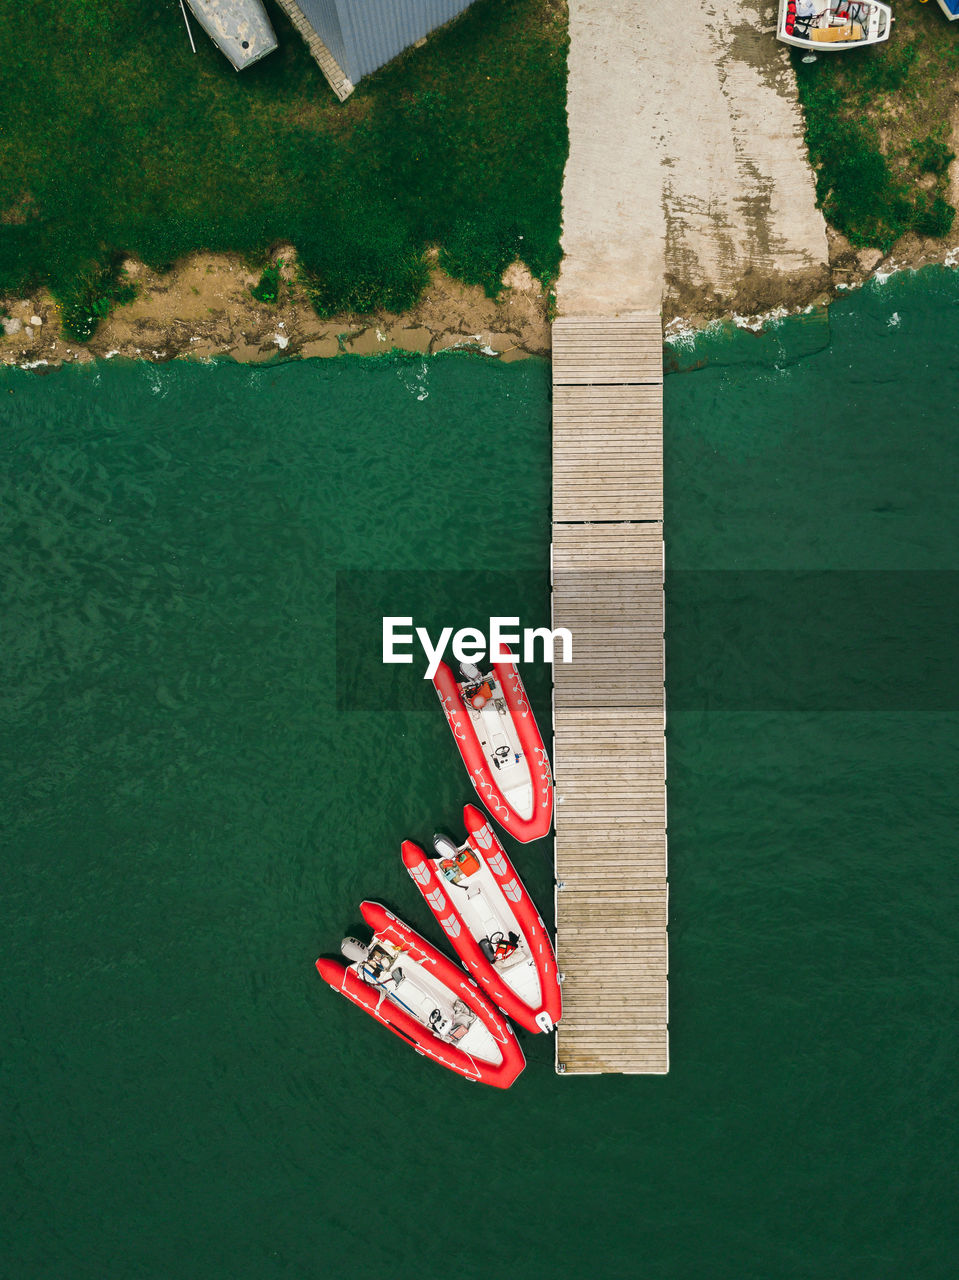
559,0,828,317
551,1,827,1074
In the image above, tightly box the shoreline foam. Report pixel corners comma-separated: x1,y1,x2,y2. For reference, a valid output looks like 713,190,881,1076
3,244,958,374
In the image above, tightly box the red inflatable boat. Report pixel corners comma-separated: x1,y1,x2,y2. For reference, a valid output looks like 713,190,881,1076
432,652,553,842
315,900,525,1089
402,805,562,1035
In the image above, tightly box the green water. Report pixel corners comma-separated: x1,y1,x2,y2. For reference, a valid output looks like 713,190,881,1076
3,270,957,1279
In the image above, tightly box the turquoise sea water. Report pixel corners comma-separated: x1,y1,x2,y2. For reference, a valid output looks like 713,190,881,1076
3,268,958,1278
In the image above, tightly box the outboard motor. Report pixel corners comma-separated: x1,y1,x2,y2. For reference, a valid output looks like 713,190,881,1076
432,832,461,861
460,661,484,682
340,937,370,964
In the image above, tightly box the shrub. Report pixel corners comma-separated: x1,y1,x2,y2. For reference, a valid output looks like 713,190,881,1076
812,118,912,250
251,261,282,304
298,216,429,318
912,193,956,238
911,135,956,177
438,218,526,298
57,262,137,341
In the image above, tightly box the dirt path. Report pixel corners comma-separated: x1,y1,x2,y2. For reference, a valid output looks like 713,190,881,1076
558,0,830,316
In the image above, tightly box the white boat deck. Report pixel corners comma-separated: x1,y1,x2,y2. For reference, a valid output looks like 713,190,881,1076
357,942,500,1064
440,851,542,1009
469,683,534,820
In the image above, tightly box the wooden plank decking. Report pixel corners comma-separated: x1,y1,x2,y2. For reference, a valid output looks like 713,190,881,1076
551,316,668,1074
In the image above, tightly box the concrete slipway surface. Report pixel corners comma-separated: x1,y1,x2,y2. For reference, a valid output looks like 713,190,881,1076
558,0,830,316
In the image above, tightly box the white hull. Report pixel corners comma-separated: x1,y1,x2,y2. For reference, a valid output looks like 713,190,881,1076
468,683,535,821
350,935,500,1063
185,0,278,71
437,839,543,1012
776,0,891,50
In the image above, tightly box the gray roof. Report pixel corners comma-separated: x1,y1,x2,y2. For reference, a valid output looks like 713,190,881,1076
296,0,476,84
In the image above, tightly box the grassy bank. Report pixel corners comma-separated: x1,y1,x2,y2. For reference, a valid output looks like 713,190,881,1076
794,1,959,252
0,0,567,335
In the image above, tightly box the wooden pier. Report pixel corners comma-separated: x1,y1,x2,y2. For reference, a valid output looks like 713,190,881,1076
551,315,668,1074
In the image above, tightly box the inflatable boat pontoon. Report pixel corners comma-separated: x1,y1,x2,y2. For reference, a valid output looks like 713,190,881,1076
315,901,525,1089
432,653,553,843
403,805,562,1035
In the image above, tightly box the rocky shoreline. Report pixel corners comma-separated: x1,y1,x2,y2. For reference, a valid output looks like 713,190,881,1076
0,249,552,372
663,226,959,338
2,230,958,372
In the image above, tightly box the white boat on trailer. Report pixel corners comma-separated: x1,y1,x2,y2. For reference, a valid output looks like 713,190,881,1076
777,0,892,51
184,0,278,71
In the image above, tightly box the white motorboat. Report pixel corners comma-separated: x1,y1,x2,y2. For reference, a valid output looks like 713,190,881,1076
777,1,892,50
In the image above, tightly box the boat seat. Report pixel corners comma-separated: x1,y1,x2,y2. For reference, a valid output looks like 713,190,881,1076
497,947,530,973
811,20,862,39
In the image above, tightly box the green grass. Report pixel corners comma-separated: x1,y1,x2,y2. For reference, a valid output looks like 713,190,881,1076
250,261,282,304
0,0,568,333
911,133,955,177
58,260,138,341
793,2,959,252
